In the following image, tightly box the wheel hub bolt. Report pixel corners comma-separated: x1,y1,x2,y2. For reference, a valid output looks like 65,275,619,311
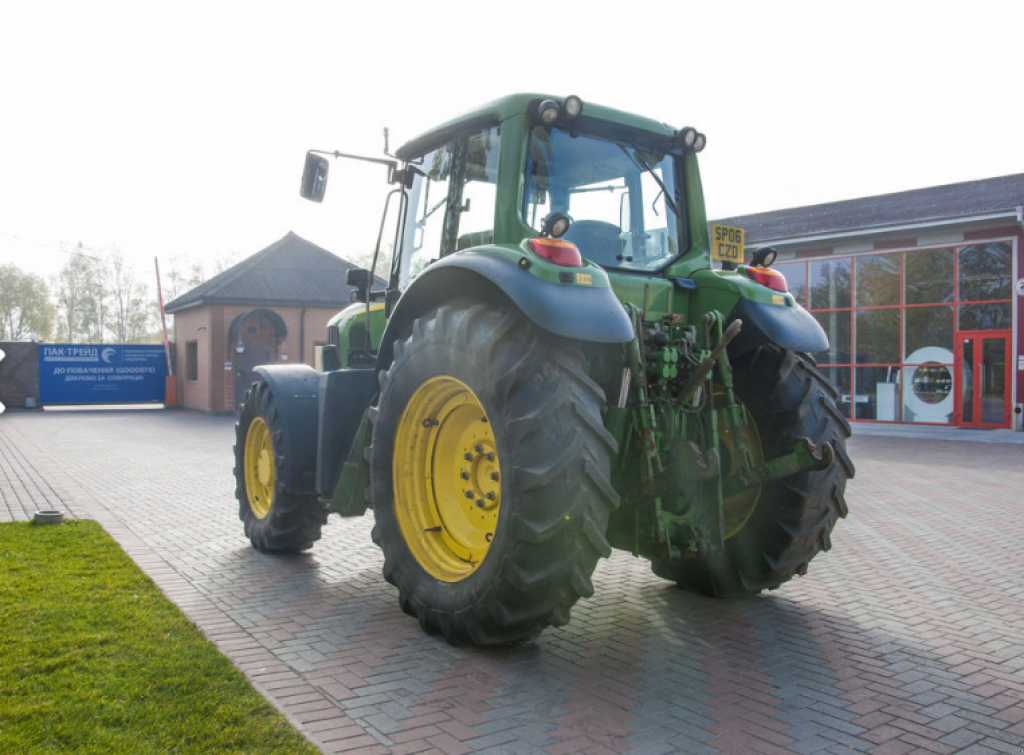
460,471,470,480
485,492,496,501
474,444,483,453
464,491,474,499
490,472,499,481
464,452,473,461
485,452,495,461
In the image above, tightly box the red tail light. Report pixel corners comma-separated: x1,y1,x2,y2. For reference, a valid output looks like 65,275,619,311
528,237,583,267
745,266,788,293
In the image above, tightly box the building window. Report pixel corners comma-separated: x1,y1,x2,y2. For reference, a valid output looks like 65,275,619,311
186,341,198,382
811,311,851,364
785,262,808,306
957,243,1012,302
904,247,953,304
904,305,953,358
809,258,851,310
958,302,1012,331
956,243,1012,331
854,254,900,307
855,308,900,364
778,238,1014,425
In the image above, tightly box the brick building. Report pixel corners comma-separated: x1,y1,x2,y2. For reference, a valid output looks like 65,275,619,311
165,232,377,413
717,173,1023,430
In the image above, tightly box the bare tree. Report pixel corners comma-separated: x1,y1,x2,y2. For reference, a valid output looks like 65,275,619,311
346,242,393,282
163,255,207,303
0,263,54,340
52,244,158,344
161,250,243,302
108,249,154,343
53,243,107,343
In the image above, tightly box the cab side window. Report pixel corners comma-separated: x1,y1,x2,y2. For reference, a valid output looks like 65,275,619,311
454,126,500,249
398,126,501,288
399,143,453,289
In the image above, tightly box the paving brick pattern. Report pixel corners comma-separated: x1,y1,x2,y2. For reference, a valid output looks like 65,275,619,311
1,409,1022,754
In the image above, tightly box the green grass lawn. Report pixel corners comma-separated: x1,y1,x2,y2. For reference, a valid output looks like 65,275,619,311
0,520,320,754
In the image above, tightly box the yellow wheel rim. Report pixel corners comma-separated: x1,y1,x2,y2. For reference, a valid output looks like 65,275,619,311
244,416,275,519
393,375,500,582
717,395,764,540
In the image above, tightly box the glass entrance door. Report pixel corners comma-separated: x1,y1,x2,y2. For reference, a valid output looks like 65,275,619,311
955,332,1011,428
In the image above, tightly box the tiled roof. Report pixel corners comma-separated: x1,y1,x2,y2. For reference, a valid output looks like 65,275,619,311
165,232,385,312
714,173,1024,244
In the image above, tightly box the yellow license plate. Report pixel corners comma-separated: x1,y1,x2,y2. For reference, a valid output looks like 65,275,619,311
711,224,744,264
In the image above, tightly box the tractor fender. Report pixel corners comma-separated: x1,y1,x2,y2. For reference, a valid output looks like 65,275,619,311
726,296,828,358
377,253,634,369
252,364,320,496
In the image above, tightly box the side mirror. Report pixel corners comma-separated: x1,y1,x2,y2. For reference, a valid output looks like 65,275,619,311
300,152,330,202
346,268,373,302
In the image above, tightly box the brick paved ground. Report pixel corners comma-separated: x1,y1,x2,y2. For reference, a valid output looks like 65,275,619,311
1,408,1022,754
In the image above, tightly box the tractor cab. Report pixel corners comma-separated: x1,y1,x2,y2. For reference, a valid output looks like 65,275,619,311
301,94,710,296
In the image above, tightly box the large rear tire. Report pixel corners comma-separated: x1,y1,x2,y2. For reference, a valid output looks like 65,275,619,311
234,380,327,553
653,345,854,596
369,304,619,646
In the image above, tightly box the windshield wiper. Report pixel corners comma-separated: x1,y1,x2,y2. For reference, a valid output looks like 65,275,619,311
567,183,626,196
619,146,679,218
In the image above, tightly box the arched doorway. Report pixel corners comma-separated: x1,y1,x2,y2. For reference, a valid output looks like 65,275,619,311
229,309,287,411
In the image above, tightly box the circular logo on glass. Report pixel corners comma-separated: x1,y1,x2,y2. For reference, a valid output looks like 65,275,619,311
912,363,952,405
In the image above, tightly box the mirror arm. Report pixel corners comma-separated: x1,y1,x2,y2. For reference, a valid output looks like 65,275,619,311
309,149,401,184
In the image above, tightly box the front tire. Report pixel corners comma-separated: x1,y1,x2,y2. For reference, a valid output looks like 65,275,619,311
369,304,619,646
654,345,854,595
234,380,327,552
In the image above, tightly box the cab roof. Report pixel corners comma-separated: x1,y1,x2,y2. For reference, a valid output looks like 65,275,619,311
396,93,680,161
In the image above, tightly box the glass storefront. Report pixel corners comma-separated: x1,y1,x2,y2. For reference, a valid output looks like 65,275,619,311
775,241,1014,425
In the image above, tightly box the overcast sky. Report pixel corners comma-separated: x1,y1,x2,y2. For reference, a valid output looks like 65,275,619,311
2,0,1022,283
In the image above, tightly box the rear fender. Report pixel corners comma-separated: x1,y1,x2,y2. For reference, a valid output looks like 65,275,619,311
690,269,827,358
252,365,320,495
726,296,828,358
377,252,634,369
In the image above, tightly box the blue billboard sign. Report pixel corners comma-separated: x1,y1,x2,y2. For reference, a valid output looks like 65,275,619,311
39,345,168,404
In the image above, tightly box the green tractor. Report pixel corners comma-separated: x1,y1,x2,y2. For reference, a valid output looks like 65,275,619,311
234,94,853,646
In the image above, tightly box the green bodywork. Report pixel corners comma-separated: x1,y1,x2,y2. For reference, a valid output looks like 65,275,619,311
328,302,387,368
313,94,832,565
